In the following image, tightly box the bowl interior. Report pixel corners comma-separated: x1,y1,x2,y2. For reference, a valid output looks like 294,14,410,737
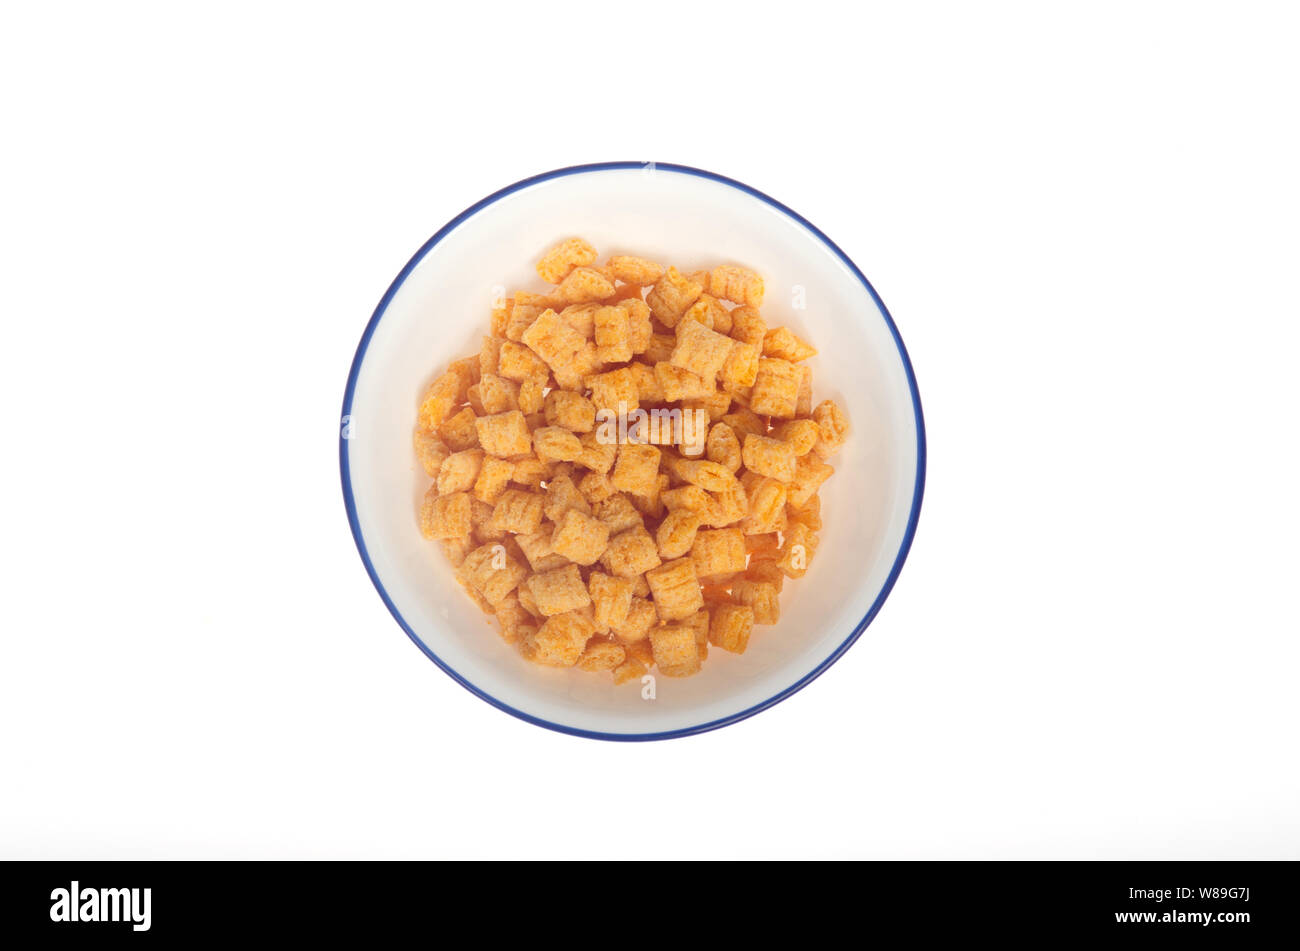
343,165,922,738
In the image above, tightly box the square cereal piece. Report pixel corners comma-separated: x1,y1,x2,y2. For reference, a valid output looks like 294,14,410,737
706,422,742,471
578,470,616,505
417,371,463,430
720,341,760,393
774,418,821,456
689,527,746,579
470,496,505,541
610,443,662,496
612,596,657,642
788,453,833,506
477,373,520,415
530,611,597,666
586,366,639,414
441,536,473,567
656,509,703,560
577,637,627,672
603,526,662,579
740,477,788,534
786,492,822,531
703,482,750,529
526,563,592,617
552,341,605,392
594,304,633,364
742,434,797,482
475,410,533,458
510,454,553,490
763,326,817,362
541,471,591,522
612,658,648,685
437,406,479,452
645,266,703,328
472,455,515,504
575,431,618,474
559,302,599,339
679,297,714,330
708,264,764,307
728,305,767,347
533,426,583,463
608,255,664,285
776,522,819,579
437,448,484,495
719,406,766,442
649,624,701,677
645,557,704,621
621,298,654,354
420,488,471,540
515,524,569,572
459,543,530,606
662,485,712,515
670,317,734,380
518,376,547,415
497,341,550,382
732,578,780,624
479,335,504,376
521,308,587,371
654,362,712,402
709,604,754,654
544,389,596,433
750,358,802,418
643,332,677,364
414,429,450,478
588,571,634,632
812,399,849,456
595,494,643,536
487,487,545,535
551,508,611,566
536,237,598,284
630,472,670,520
629,362,664,403
552,266,616,305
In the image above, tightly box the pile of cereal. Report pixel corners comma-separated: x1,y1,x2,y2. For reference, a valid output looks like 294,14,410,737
414,237,848,684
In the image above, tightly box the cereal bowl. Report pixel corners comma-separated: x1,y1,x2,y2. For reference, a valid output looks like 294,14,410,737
340,162,925,740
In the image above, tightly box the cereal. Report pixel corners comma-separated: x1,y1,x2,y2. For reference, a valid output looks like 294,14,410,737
413,238,846,682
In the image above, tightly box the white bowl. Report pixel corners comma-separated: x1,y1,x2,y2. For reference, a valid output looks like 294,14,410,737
341,162,925,740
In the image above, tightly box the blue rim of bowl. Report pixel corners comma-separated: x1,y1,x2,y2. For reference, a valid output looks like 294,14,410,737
340,161,926,742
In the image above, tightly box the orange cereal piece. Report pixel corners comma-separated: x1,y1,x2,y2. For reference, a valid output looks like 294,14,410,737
586,366,639,414
551,508,611,566
419,487,468,541
719,406,766,442
742,433,797,482
414,429,450,477
740,477,788,534
787,492,822,531
589,571,634,632
487,487,545,535
595,494,643,536
437,406,479,452
749,357,802,419
459,543,530,607
719,341,760,393
473,455,515,504
708,264,764,307
437,448,485,495
594,304,633,364
612,658,648,685
774,418,820,456
540,471,591,523
515,525,568,573
645,266,704,328
670,317,734,381
578,469,616,506
788,453,834,507
476,373,520,415
532,425,583,463
705,422,742,471
650,624,702,677
732,578,780,625
728,305,767,347
474,409,533,458
656,509,703,560
654,362,711,402
796,365,813,417
643,332,677,365
603,526,662,579
644,557,704,621
497,341,550,383
763,326,818,362
536,237,598,284
709,604,754,654
575,431,618,474
552,266,616,305
543,390,595,433
552,341,604,392
526,563,592,617
530,611,597,666
521,308,587,372
689,527,746,579
612,596,657,642
629,362,665,404
621,298,654,354
577,637,627,672
610,443,662,496
812,399,849,456
608,255,664,285
776,522,819,579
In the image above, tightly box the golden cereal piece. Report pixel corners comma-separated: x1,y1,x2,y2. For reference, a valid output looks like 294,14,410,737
476,373,520,415
629,362,665,404
740,477,788,534
473,456,515,505
518,376,546,415
438,448,485,495
643,332,677,365
654,362,711,402
728,305,767,347
705,422,742,471
459,543,530,606
719,406,766,442
774,418,820,456
487,487,545,535
645,557,704,621
650,624,702,677
656,509,703,560
595,494,643,536
763,326,818,362
670,317,734,381
645,266,704,328
536,237,598,284
587,366,639,414
414,429,450,478
708,264,764,307
526,563,592,617
520,308,587,372
709,604,754,654
575,431,618,474
776,522,819,579
786,492,822,531
551,508,611,566
479,335,504,376
578,470,616,506
608,255,664,285
530,611,597,666
796,365,813,417
789,453,834,507
750,358,802,419
673,459,740,493
689,527,746,579
610,443,662,496
732,578,780,625
560,302,599,340
622,298,654,354
719,341,760,393
612,658,648,685
812,399,849,456
419,488,468,540
589,571,634,632
603,526,662,579
612,596,657,642
742,434,797,482
474,409,533,458
437,406,480,452
540,471,591,523
593,304,633,364
496,341,550,383
533,425,583,463
552,266,616,305
515,524,568,573
577,637,627,672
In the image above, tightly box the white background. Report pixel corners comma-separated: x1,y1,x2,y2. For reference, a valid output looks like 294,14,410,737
2,2,1296,859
